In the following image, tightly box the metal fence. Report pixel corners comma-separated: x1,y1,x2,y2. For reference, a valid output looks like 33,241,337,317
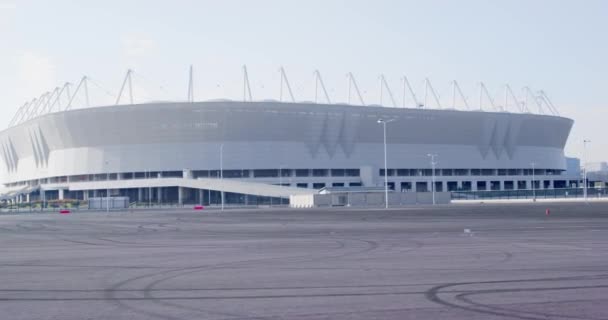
451,187,608,200
88,197,129,210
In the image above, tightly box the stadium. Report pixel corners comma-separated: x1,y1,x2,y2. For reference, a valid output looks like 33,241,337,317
0,69,576,206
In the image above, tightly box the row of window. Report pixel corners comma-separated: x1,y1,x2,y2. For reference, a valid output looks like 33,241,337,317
392,179,577,192
8,169,364,188
7,167,565,189
380,168,563,177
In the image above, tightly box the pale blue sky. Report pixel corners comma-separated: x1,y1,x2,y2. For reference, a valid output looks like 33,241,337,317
0,0,606,160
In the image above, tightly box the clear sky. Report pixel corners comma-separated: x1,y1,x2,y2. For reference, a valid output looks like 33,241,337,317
1,0,606,161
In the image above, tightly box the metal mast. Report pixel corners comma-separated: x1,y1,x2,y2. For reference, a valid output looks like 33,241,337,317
27,92,50,120
242,65,253,102
523,87,543,114
187,65,194,103
48,82,71,113
451,80,469,109
67,76,89,110
379,74,397,107
402,76,420,108
505,84,525,112
8,102,29,127
539,90,559,115
115,70,133,105
424,78,442,109
313,70,331,104
479,82,496,111
279,66,295,102
347,72,365,105
16,98,37,124
37,87,60,116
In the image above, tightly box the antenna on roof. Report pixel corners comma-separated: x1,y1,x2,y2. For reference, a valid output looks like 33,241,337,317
347,72,365,105
187,65,194,103
242,65,253,102
424,78,442,109
115,70,133,105
402,76,420,108
313,70,331,104
451,80,469,109
478,82,496,111
379,74,397,107
279,66,295,102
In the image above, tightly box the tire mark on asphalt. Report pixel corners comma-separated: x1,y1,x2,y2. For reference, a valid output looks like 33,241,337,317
425,274,608,320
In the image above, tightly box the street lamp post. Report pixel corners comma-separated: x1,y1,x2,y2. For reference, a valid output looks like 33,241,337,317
220,143,224,211
105,160,110,212
427,154,438,205
530,162,536,202
279,165,286,187
377,118,395,209
279,164,287,206
583,139,590,201
148,171,151,208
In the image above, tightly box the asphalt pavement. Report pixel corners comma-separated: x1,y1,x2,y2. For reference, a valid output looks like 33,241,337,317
1,202,607,319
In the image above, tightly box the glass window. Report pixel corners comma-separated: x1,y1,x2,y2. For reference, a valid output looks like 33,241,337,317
397,169,410,176
345,169,360,177
295,169,309,177
454,169,468,176
481,169,494,176
312,169,328,177
331,169,345,177
254,169,279,178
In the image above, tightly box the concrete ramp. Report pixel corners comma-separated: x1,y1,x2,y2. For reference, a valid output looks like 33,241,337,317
58,177,316,198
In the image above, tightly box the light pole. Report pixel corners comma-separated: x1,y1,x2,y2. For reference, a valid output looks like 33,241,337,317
279,165,286,187
583,139,590,201
220,143,224,211
279,164,287,206
427,154,438,205
147,171,151,208
377,118,395,209
105,160,110,212
530,162,536,202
